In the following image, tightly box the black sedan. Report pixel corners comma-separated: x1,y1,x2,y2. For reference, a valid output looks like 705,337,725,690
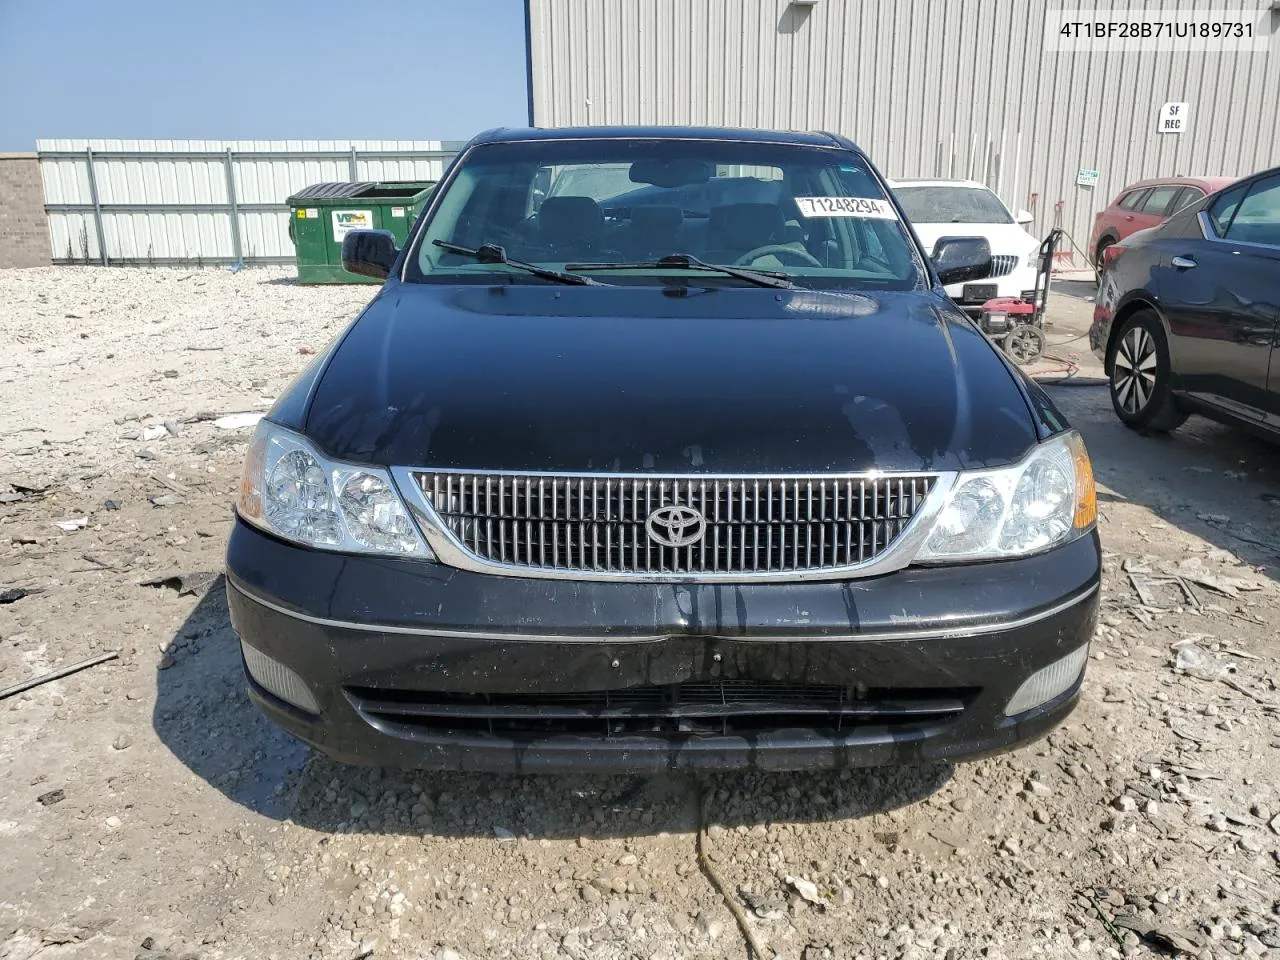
1091,165,1280,435
226,126,1100,773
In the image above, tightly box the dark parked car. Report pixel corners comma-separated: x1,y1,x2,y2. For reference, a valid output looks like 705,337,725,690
1090,165,1280,435
227,126,1100,773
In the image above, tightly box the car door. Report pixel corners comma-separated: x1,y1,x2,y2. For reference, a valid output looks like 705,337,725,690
1159,176,1280,420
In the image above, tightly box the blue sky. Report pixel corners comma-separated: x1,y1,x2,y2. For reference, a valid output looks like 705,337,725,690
0,0,530,149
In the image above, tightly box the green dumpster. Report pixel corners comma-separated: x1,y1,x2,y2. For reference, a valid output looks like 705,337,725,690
287,180,435,284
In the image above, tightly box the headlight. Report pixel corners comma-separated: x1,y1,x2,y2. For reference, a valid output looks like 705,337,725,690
1024,248,1041,269
238,421,434,558
914,432,1096,563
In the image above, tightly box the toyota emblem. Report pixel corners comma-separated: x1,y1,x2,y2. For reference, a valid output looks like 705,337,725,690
645,504,706,548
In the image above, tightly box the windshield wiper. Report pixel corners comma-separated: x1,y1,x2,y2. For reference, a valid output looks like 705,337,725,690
432,239,603,286
564,253,793,289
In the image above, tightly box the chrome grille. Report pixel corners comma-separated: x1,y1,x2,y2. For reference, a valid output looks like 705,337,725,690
413,471,936,576
988,254,1019,278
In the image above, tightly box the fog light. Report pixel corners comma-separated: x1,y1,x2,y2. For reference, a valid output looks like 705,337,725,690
1004,643,1089,716
241,640,320,714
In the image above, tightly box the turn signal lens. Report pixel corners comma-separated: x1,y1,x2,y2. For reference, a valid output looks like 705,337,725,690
238,431,267,522
1068,433,1098,529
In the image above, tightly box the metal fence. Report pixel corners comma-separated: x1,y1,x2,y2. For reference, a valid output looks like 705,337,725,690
36,139,464,266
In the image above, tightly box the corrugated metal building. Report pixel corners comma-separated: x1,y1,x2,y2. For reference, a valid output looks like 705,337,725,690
38,139,461,265
526,0,1280,260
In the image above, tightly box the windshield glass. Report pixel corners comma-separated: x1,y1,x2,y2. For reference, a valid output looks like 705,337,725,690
893,185,1014,225
407,139,925,290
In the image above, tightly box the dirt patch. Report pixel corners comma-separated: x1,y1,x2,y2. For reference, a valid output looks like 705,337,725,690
2,267,1279,960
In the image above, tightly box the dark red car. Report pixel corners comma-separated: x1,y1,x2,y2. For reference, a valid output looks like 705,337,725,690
1089,176,1236,266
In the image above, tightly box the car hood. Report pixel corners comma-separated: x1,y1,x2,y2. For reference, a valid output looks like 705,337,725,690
301,281,1041,473
910,221,1039,258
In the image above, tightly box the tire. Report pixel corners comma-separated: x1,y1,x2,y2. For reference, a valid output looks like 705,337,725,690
1094,239,1113,269
1107,310,1187,433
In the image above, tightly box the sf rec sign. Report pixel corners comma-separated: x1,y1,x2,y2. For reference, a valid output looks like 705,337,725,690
1158,102,1190,134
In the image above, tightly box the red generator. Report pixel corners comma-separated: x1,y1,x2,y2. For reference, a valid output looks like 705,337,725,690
978,297,1044,364
975,227,1062,365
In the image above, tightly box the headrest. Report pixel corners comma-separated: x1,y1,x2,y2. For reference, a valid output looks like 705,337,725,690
489,185,529,224
538,196,603,243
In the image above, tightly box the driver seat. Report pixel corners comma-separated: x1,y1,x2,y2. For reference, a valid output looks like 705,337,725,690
703,202,803,264
535,196,607,261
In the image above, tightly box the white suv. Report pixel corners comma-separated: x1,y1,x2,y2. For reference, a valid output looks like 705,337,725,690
890,178,1041,314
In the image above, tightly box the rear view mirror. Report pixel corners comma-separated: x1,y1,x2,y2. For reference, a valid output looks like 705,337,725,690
931,236,992,286
628,158,711,188
341,230,398,279
1015,209,1034,226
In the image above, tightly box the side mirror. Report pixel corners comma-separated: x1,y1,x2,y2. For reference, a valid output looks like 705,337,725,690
1015,209,1034,226
341,229,398,279
931,236,993,286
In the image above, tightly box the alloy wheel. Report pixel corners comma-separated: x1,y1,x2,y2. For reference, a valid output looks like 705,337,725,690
1112,325,1158,415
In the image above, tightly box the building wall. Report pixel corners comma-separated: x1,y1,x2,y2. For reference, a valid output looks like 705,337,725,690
527,0,1280,260
0,153,52,268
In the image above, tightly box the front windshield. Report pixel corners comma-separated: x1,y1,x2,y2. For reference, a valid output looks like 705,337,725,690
893,185,1015,225
407,139,925,290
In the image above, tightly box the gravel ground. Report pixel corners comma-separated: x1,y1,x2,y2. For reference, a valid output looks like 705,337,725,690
2,267,1279,960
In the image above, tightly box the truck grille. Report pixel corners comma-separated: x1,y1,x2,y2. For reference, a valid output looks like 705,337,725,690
989,254,1019,278
412,471,936,575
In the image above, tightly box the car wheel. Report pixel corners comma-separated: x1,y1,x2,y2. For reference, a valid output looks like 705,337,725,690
1108,310,1186,433
1094,239,1112,269
1003,325,1045,365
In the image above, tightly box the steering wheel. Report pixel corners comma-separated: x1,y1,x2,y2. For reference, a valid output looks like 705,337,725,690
734,244,822,268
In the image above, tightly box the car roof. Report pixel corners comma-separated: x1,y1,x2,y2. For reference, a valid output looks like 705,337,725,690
1117,175,1238,195
469,125,855,150
887,178,993,190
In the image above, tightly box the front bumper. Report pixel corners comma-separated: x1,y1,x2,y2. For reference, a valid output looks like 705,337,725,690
226,519,1100,773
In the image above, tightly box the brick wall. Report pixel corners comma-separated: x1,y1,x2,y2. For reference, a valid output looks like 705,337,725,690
0,153,51,268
